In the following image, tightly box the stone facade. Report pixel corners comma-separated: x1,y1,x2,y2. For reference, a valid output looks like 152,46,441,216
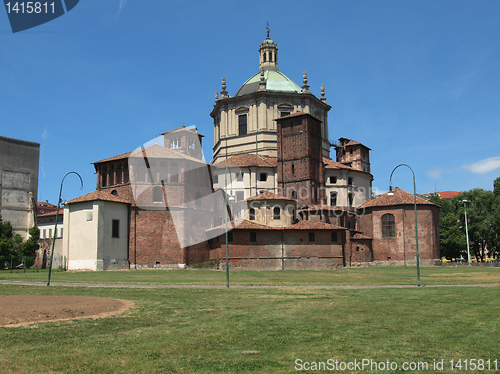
0,136,39,239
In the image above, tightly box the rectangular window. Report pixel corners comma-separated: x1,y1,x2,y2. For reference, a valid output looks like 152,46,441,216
112,219,120,238
309,232,315,242
43,229,46,239
331,232,338,242
330,192,337,206
280,111,291,117
348,192,354,207
259,173,267,182
213,174,219,184
348,177,353,186
329,176,337,184
60,228,63,238
236,191,245,202
227,231,233,242
237,172,244,182
238,114,247,135
250,232,257,242
49,229,52,238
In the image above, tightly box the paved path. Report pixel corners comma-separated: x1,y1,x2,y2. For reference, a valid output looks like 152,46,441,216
1,280,499,290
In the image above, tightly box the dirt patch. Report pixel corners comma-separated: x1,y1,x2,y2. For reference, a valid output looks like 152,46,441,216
0,295,134,327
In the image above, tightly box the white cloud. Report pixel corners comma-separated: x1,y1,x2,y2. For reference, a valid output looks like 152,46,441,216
116,0,127,22
41,126,49,141
427,167,449,180
463,157,500,174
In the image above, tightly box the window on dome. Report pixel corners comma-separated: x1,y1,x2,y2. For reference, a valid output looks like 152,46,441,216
273,207,281,220
269,52,273,62
238,114,247,135
263,52,267,62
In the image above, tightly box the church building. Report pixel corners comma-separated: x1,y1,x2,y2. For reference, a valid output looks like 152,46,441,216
60,28,440,270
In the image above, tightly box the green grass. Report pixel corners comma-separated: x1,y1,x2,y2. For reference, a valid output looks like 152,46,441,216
0,284,499,373
1,266,499,287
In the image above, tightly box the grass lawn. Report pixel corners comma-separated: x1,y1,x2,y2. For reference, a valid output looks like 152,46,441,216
0,283,499,373
0,266,499,287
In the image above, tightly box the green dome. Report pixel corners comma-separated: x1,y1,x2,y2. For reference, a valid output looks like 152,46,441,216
235,69,301,96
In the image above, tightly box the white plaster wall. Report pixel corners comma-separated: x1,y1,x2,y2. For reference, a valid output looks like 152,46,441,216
65,201,98,271
97,200,128,270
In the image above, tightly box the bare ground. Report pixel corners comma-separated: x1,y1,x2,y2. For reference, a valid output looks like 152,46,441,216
0,295,134,327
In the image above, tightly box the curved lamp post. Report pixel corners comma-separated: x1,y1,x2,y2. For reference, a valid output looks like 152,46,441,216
47,172,83,286
461,199,471,264
388,164,420,287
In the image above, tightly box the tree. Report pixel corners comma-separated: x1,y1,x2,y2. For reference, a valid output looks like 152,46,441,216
494,176,500,197
429,194,466,260
0,216,14,268
458,189,496,262
0,215,40,268
15,226,40,268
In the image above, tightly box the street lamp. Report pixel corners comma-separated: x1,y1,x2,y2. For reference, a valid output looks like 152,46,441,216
461,199,471,264
47,171,83,286
388,164,420,287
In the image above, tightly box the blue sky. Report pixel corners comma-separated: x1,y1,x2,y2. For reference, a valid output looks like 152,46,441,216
1,0,499,204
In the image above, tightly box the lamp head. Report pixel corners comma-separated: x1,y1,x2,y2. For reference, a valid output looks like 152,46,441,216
461,199,470,204
388,186,394,197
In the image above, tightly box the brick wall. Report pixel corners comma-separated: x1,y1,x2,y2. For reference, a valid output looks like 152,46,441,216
210,228,344,270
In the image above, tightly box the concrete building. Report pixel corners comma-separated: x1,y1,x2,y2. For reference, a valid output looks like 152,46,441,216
0,136,39,239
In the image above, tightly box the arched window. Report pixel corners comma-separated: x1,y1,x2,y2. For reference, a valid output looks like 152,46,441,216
291,191,297,200
263,52,267,62
249,208,255,220
382,214,396,238
153,187,163,203
273,207,281,220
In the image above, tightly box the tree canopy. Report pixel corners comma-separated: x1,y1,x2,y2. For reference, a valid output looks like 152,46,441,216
430,178,500,261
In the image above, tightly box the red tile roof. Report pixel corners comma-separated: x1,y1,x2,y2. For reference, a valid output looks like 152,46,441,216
359,187,438,209
299,204,354,212
352,233,372,240
422,191,461,200
209,218,345,232
95,144,206,165
162,125,203,136
322,157,357,171
37,208,64,217
216,154,277,168
285,220,345,230
275,112,308,119
94,150,133,164
246,191,294,202
66,190,130,204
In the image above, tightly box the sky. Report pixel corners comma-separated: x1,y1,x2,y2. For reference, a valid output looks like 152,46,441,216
1,0,500,204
